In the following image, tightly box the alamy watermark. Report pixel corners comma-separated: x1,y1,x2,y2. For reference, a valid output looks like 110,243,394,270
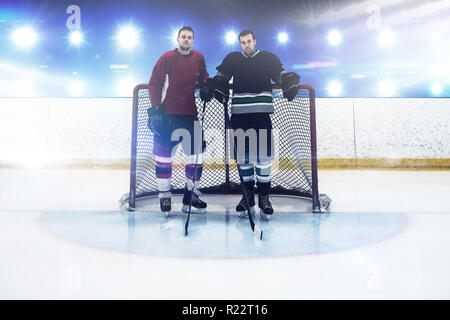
366,5,381,30
66,5,81,30
169,122,276,165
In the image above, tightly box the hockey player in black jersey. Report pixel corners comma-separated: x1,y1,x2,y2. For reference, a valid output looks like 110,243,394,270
210,30,300,220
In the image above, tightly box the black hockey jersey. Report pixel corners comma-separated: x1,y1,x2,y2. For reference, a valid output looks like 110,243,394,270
216,50,284,114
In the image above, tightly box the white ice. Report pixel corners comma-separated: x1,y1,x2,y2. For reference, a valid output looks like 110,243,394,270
0,169,449,299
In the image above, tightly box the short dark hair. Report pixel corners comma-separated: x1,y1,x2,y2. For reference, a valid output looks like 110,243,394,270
239,30,255,40
178,26,194,38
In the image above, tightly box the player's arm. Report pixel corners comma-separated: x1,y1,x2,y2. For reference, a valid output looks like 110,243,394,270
268,53,300,101
199,54,214,103
199,54,209,81
211,53,234,102
268,53,285,85
147,54,170,135
148,54,169,107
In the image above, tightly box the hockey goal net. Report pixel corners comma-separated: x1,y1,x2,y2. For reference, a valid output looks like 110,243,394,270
123,84,328,212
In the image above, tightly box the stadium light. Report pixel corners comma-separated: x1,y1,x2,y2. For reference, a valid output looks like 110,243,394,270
171,29,179,45
278,32,289,44
431,83,442,96
327,81,342,96
378,29,395,47
116,25,140,50
14,80,35,97
0,63,15,72
225,31,237,45
116,77,137,96
69,30,84,46
378,80,396,97
69,80,84,96
327,30,342,46
12,27,38,49
431,33,442,45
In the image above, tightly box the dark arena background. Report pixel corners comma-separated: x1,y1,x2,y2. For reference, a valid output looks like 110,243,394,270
0,0,449,304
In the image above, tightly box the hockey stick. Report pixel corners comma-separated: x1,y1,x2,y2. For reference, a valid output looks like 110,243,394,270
184,100,207,236
221,96,263,240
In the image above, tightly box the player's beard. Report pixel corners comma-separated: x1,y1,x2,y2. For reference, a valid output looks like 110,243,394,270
244,47,256,56
179,42,191,52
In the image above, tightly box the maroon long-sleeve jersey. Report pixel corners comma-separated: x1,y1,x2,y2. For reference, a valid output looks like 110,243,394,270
148,49,209,115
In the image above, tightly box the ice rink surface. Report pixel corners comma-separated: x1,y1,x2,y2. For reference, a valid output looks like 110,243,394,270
0,169,449,299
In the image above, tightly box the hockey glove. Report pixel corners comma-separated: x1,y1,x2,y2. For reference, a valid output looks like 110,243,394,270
199,78,214,103
281,72,300,101
212,75,229,103
147,106,165,136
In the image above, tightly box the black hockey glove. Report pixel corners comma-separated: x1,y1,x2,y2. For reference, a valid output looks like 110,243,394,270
211,75,229,103
147,106,165,136
281,72,300,101
199,78,214,103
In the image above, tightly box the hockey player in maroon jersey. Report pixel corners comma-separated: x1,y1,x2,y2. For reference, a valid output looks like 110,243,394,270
148,26,213,214
210,30,300,220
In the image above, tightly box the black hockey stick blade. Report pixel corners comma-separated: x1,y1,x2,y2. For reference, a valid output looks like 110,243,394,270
184,192,194,237
222,97,263,240
250,218,263,240
184,214,190,236
184,100,207,238
253,224,263,240
247,203,263,240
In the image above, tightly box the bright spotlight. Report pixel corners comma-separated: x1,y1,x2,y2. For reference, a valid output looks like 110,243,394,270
225,31,237,44
116,77,137,96
327,30,342,46
0,63,15,72
13,80,35,97
278,32,288,44
69,80,84,96
327,81,342,96
378,30,395,47
431,33,441,45
171,29,179,45
431,83,442,95
69,30,84,46
116,25,140,50
12,27,38,48
378,80,396,97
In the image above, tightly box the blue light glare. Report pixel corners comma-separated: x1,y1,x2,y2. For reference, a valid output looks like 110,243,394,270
69,30,84,46
378,80,396,97
277,32,288,44
327,30,342,46
378,30,395,47
115,25,140,50
68,80,85,96
0,1,448,98
327,81,342,96
12,26,38,48
225,31,237,45
431,83,442,96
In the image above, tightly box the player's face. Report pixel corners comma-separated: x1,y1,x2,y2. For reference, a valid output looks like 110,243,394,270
177,30,194,52
240,34,256,56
